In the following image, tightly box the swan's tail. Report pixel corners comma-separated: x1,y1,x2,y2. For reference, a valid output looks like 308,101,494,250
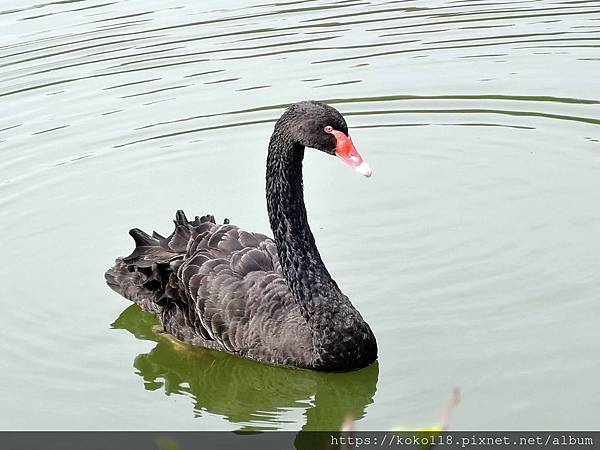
105,210,217,312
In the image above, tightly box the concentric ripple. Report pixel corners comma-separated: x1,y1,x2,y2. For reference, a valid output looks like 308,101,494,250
1,0,599,432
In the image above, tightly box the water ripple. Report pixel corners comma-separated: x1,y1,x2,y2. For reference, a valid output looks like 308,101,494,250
1,0,599,431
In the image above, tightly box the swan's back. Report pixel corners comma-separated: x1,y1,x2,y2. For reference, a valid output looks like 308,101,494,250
105,211,313,367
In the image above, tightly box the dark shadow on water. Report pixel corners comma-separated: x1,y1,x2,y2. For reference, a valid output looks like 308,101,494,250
112,304,379,432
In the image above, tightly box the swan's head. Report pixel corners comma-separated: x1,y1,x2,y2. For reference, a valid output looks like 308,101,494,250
281,101,373,177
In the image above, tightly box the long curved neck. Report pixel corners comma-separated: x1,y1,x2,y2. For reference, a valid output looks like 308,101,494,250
266,128,342,313
264,122,378,370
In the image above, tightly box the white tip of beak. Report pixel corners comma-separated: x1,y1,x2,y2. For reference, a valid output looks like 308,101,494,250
355,161,373,177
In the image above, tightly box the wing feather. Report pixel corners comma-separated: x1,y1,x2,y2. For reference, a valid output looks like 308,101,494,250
107,210,312,365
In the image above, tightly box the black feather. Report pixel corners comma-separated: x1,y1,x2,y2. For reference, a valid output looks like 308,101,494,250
105,101,377,371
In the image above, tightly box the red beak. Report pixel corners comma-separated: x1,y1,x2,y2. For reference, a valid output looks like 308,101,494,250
328,129,372,177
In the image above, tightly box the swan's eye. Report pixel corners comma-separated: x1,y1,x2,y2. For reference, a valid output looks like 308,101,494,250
324,126,333,133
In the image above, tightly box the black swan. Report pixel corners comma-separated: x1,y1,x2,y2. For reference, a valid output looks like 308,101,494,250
106,101,377,371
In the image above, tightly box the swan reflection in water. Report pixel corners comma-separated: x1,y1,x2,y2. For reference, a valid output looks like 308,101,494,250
112,304,379,431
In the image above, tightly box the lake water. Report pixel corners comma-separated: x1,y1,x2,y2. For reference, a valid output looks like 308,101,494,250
1,0,599,432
